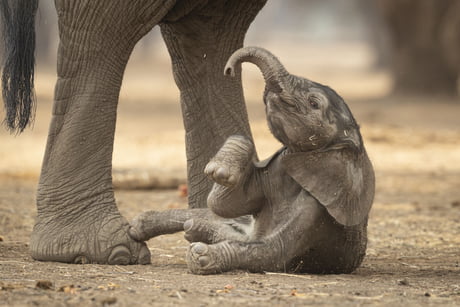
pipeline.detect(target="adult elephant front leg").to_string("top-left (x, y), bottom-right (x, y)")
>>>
top-left (31, 0), bottom-right (176, 264)
top-left (160, 0), bottom-right (267, 208)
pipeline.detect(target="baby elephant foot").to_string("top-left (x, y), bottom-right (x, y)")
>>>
top-left (129, 211), bottom-right (159, 241)
top-left (205, 135), bottom-right (255, 187)
top-left (187, 241), bottom-right (236, 275)
top-left (129, 209), bottom-right (190, 241)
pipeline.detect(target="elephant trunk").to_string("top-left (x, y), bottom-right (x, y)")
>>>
top-left (224, 47), bottom-right (289, 89)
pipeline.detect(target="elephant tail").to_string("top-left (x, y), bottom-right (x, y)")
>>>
top-left (0, 0), bottom-right (39, 133)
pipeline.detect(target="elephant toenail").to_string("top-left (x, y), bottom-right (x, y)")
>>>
top-left (184, 232), bottom-right (192, 242)
top-left (128, 226), bottom-right (143, 241)
top-left (216, 167), bottom-right (229, 179)
top-left (74, 255), bottom-right (89, 264)
top-left (138, 244), bottom-right (151, 265)
top-left (205, 162), bottom-right (215, 171)
top-left (183, 219), bottom-right (194, 232)
top-left (227, 175), bottom-right (236, 185)
top-left (198, 256), bottom-right (210, 267)
top-left (108, 246), bottom-right (131, 265)
top-left (192, 242), bottom-right (208, 255)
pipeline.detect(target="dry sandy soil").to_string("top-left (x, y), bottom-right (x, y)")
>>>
top-left (1, 43), bottom-right (460, 306)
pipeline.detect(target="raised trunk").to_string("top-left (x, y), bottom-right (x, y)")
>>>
top-left (224, 46), bottom-right (290, 90)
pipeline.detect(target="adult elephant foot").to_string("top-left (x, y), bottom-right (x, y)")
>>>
top-left (27, 0), bottom-right (176, 265)
top-left (30, 208), bottom-right (151, 265)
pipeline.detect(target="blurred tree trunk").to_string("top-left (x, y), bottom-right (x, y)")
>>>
top-left (378, 0), bottom-right (459, 97)
top-left (358, 0), bottom-right (390, 69)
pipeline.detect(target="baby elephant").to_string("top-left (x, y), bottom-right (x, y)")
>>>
top-left (130, 47), bottom-right (375, 274)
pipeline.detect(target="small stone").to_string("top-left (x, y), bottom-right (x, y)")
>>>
top-left (224, 284), bottom-right (234, 290)
top-left (398, 279), bottom-right (410, 286)
top-left (100, 296), bottom-right (117, 305)
top-left (58, 285), bottom-right (78, 294)
top-left (107, 283), bottom-right (120, 290)
top-left (35, 280), bottom-right (53, 290)
top-left (424, 292), bottom-right (431, 297)
top-left (168, 291), bottom-right (183, 299)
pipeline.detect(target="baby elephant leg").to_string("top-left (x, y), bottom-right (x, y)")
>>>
top-left (183, 215), bottom-right (253, 244)
top-left (129, 209), bottom-right (252, 243)
top-left (186, 237), bottom-right (297, 275)
top-left (204, 135), bottom-right (255, 188)
top-left (186, 201), bottom-right (327, 274)
top-left (129, 209), bottom-right (207, 241)
top-left (205, 135), bottom-right (263, 218)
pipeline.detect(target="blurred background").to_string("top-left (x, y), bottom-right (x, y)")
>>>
top-left (0, 0), bottom-right (459, 184)
top-left (1, 2), bottom-right (459, 299)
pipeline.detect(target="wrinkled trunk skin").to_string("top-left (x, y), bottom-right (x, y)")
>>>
top-left (379, 0), bottom-right (459, 97)
top-left (31, 0), bottom-right (267, 264)
top-left (161, 0), bottom-right (267, 208)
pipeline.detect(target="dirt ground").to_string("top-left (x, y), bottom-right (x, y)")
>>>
top-left (1, 45), bottom-right (460, 305)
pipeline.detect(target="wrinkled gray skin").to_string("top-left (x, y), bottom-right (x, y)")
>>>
top-left (28, 0), bottom-right (267, 264)
top-left (130, 47), bottom-right (375, 274)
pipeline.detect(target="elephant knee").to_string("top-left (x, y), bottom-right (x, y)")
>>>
top-left (207, 194), bottom-right (239, 219)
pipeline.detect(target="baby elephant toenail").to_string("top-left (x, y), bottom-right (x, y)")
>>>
top-left (183, 219), bottom-right (194, 232)
top-left (227, 175), bottom-right (236, 185)
top-left (128, 226), bottom-right (142, 241)
top-left (192, 242), bottom-right (208, 255)
top-left (198, 256), bottom-right (210, 267)
top-left (215, 167), bottom-right (229, 180)
top-left (205, 162), bottom-right (218, 175)
top-left (108, 246), bottom-right (131, 265)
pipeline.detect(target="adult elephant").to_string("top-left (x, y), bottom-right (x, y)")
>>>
top-left (0, 0), bottom-right (267, 264)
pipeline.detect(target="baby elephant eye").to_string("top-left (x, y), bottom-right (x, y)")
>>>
top-left (309, 100), bottom-right (319, 109)
top-left (308, 96), bottom-right (321, 109)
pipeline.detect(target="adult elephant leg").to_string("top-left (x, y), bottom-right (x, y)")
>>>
top-left (161, 0), bottom-right (267, 208)
top-left (31, 0), bottom-right (176, 264)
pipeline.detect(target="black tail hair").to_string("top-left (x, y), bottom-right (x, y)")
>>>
top-left (0, 0), bottom-right (39, 133)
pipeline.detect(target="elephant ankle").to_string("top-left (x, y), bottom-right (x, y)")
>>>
top-left (30, 213), bottom-right (151, 265)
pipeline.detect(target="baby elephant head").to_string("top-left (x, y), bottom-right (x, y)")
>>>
top-left (225, 47), bottom-right (362, 153)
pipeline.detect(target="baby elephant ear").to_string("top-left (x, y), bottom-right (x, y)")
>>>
top-left (281, 150), bottom-right (375, 226)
